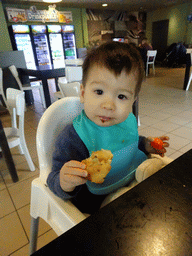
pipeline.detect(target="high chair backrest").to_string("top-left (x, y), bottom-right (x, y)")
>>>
top-left (58, 81), bottom-right (80, 97)
top-left (36, 97), bottom-right (84, 183)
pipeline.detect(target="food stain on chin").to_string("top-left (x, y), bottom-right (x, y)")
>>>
top-left (99, 116), bottom-right (111, 123)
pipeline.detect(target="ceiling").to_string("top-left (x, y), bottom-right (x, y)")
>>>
top-left (2, 0), bottom-right (192, 12)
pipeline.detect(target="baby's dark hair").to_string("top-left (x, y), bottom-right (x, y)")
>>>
top-left (82, 42), bottom-right (144, 97)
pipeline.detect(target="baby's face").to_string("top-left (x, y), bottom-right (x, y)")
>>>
top-left (80, 65), bottom-right (137, 127)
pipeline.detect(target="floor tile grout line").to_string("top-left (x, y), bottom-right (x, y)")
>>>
top-left (1, 176), bottom-right (30, 243)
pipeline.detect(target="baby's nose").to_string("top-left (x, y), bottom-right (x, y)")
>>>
top-left (101, 101), bottom-right (115, 110)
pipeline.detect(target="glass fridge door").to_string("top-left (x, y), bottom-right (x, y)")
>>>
top-left (49, 33), bottom-right (65, 68)
top-left (14, 34), bottom-right (36, 69)
top-left (63, 33), bottom-right (77, 59)
top-left (33, 34), bottom-right (52, 68)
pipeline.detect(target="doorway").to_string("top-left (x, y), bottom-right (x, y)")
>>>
top-left (152, 19), bottom-right (169, 61)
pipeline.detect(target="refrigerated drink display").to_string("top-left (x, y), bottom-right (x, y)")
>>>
top-left (31, 25), bottom-right (52, 68)
top-left (47, 25), bottom-right (65, 69)
top-left (11, 25), bottom-right (36, 69)
top-left (62, 25), bottom-right (77, 59)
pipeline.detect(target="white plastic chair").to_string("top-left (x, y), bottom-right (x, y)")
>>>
top-left (65, 58), bottom-right (84, 66)
top-left (0, 88), bottom-right (35, 172)
top-left (0, 68), bottom-right (9, 111)
top-left (186, 49), bottom-right (192, 91)
top-left (146, 50), bottom-right (157, 76)
top-left (58, 81), bottom-right (80, 98)
top-left (54, 77), bottom-right (68, 100)
top-left (0, 67), bottom-right (17, 128)
top-left (29, 96), bottom-right (173, 254)
top-left (29, 97), bottom-right (87, 254)
top-left (65, 66), bottom-right (83, 83)
top-left (54, 67), bottom-right (82, 100)
top-left (9, 65), bottom-right (46, 108)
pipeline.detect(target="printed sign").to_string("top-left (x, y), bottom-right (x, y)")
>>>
top-left (6, 6), bottom-right (72, 24)
top-left (27, 9), bottom-right (47, 22)
top-left (58, 11), bottom-right (73, 23)
top-left (6, 7), bottom-right (27, 23)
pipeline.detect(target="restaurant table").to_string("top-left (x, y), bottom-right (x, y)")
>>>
top-left (0, 118), bottom-right (18, 182)
top-left (32, 149), bottom-right (192, 256)
top-left (19, 66), bottom-right (65, 108)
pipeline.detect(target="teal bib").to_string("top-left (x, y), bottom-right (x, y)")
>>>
top-left (73, 110), bottom-right (139, 154)
top-left (73, 111), bottom-right (147, 195)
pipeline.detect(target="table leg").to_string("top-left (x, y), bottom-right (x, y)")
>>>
top-left (55, 77), bottom-right (60, 91)
top-left (41, 78), bottom-right (52, 108)
top-left (183, 54), bottom-right (191, 90)
top-left (0, 120), bottom-right (18, 182)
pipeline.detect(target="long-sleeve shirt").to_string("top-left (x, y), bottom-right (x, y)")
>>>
top-left (47, 124), bottom-right (148, 214)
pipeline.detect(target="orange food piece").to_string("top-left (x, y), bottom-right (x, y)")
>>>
top-left (150, 138), bottom-right (164, 150)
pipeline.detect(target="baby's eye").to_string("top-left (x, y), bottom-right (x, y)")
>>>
top-left (95, 90), bottom-right (103, 95)
top-left (118, 94), bottom-right (127, 100)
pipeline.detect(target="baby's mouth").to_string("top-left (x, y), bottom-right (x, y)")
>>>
top-left (99, 116), bottom-right (112, 123)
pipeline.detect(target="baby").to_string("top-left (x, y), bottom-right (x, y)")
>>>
top-left (47, 42), bottom-right (169, 214)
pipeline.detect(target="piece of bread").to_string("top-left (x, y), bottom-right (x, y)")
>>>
top-left (82, 149), bottom-right (113, 184)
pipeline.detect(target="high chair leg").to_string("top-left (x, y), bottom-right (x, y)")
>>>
top-left (29, 217), bottom-right (39, 255)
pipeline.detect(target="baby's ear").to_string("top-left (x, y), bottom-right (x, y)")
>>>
top-left (80, 84), bottom-right (85, 103)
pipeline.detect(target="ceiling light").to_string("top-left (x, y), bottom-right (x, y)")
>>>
top-left (102, 4), bottom-right (108, 7)
top-left (43, 0), bottom-right (62, 3)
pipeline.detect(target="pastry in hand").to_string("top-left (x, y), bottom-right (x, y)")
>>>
top-left (82, 149), bottom-right (113, 184)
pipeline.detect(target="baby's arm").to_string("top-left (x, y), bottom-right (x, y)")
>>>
top-left (60, 161), bottom-right (87, 192)
top-left (47, 124), bottom-right (89, 199)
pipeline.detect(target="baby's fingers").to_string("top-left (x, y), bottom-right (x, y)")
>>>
top-left (63, 160), bottom-right (87, 177)
top-left (163, 142), bottom-right (169, 148)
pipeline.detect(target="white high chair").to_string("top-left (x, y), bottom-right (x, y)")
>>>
top-left (29, 96), bottom-right (173, 254)
top-left (146, 50), bottom-right (157, 76)
top-left (9, 65), bottom-right (46, 108)
top-left (29, 97), bottom-right (86, 254)
top-left (0, 88), bottom-right (35, 172)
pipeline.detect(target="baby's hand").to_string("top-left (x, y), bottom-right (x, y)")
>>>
top-left (145, 136), bottom-right (169, 157)
top-left (60, 161), bottom-right (88, 192)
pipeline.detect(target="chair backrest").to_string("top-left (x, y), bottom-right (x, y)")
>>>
top-left (36, 97), bottom-right (84, 183)
top-left (8, 65), bottom-right (24, 91)
top-left (77, 48), bottom-right (87, 60)
top-left (186, 48), bottom-right (192, 64)
top-left (6, 88), bottom-right (25, 115)
top-left (65, 59), bottom-right (84, 66)
top-left (6, 88), bottom-right (25, 130)
top-left (147, 50), bottom-right (157, 57)
top-left (65, 66), bottom-right (83, 82)
top-left (58, 81), bottom-right (80, 97)
top-left (147, 50), bottom-right (157, 63)
top-left (0, 67), bottom-right (7, 107)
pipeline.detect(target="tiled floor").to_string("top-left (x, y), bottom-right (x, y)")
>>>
top-left (1, 67), bottom-right (192, 255)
